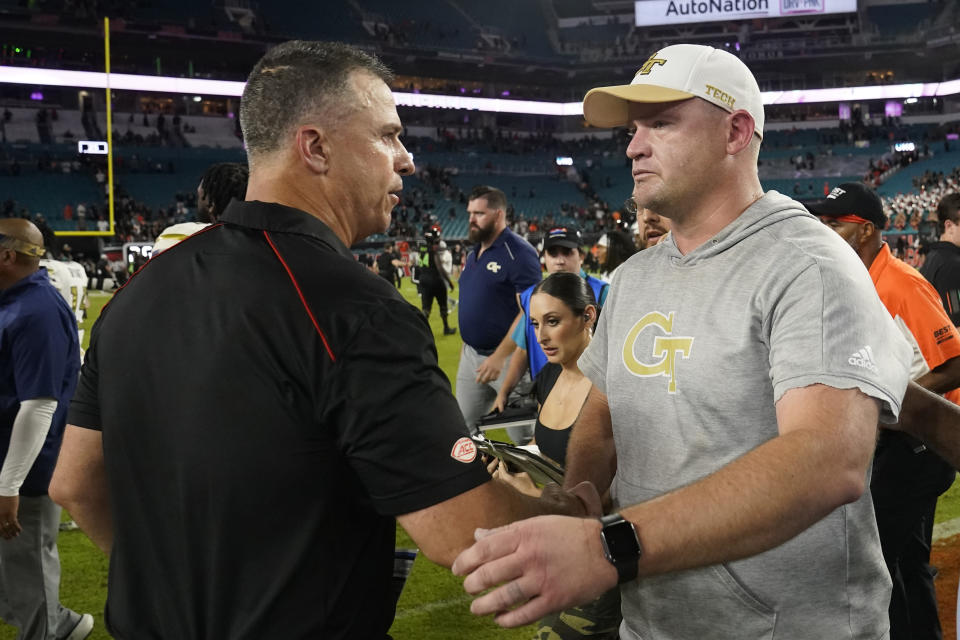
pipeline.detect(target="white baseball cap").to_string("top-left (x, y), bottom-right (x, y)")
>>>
top-left (582, 44), bottom-right (764, 139)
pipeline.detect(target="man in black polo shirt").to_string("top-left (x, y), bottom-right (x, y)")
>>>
top-left (922, 192), bottom-right (960, 326)
top-left (376, 240), bottom-right (400, 287)
top-left (48, 41), bottom-right (595, 640)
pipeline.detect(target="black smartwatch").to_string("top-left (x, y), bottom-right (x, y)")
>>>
top-left (599, 513), bottom-right (642, 584)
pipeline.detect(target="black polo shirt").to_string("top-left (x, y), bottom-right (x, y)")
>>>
top-left (68, 200), bottom-right (489, 640)
top-left (921, 241), bottom-right (960, 326)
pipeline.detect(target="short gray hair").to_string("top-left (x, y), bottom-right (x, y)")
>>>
top-left (240, 41), bottom-right (393, 160)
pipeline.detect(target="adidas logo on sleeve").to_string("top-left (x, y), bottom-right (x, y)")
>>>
top-left (848, 346), bottom-right (879, 374)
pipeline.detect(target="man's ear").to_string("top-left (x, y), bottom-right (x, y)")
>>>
top-left (725, 110), bottom-right (756, 156)
top-left (295, 124), bottom-right (330, 175)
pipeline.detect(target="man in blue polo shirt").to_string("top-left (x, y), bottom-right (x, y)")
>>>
top-left (457, 186), bottom-right (541, 435)
top-left (0, 218), bottom-right (91, 640)
top-left (492, 226), bottom-right (608, 415)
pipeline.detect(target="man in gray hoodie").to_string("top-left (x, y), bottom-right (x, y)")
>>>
top-left (454, 44), bottom-right (913, 639)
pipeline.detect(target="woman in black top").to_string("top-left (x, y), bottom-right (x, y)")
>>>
top-left (490, 270), bottom-right (596, 481)
top-left (489, 272), bottom-right (620, 639)
top-left (529, 274), bottom-right (597, 467)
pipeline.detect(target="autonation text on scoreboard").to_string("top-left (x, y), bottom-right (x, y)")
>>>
top-left (635, 0), bottom-right (857, 26)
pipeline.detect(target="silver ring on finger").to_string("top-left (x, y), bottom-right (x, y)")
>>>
top-left (506, 580), bottom-right (527, 605)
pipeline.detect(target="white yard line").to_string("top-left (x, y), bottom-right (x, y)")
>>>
top-left (934, 516), bottom-right (960, 542)
top-left (393, 594), bottom-right (474, 620)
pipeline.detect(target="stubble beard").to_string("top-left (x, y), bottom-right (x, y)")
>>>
top-left (635, 180), bottom-right (687, 229)
top-left (633, 180), bottom-right (667, 221)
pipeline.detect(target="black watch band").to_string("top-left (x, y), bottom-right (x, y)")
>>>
top-left (599, 513), bottom-right (642, 584)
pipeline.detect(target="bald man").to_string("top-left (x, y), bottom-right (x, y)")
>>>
top-left (0, 219), bottom-right (92, 640)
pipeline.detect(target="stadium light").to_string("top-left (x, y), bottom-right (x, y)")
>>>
top-left (3, 65), bottom-right (960, 115)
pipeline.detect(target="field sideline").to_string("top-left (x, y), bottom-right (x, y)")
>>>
top-left (3, 276), bottom-right (960, 639)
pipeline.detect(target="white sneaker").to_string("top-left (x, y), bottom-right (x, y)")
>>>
top-left (59, 520), bottom-right (79, 531)
top-left (64, 613), bottom-right (94, 640)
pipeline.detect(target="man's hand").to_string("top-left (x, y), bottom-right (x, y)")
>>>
top-left (476, 353), bottom-right (506, 384)
top-left (489, 393), bottom-right (507, 415)
top-left (0, 495), bottom-right (21, 539)
top-left (885, 381), bottom-right (960, 469)
top-left (452, 515), bottom-right (618, 627)
top-left (487, 458), bottom-right (539, 497)
top-left (541, 482), bottom-right (603, 518)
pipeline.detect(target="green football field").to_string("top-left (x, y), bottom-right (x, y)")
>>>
top-left (3, 276), bottom-right (960, 639)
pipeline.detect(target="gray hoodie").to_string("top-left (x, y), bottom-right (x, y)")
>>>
top-left (580, 190), bottom-right (911, 640)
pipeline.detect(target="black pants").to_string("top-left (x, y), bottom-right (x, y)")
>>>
top-left (420, 281), bottom-right (449, 324)
top-left (379, 270), bottom-right (397, 288)
top-left (94, 270), bottom-right (110, 290)
top-left (872, 432), bottom-right (956, 640)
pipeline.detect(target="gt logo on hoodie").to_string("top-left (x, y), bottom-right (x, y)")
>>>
top-left (621, 311), bottom-right (694, 393)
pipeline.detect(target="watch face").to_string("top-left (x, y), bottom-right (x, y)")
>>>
top-left (603, 520), bottom-right (641, 558)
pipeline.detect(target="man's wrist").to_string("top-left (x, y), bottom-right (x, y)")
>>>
top-left (599, 513), bottom-right (642, 584)
top-left (584, 517), bottom-right (620, 587)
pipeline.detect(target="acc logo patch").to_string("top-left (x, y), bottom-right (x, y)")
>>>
top-left (486, 261), bottom-right (502, 273)
top-left (451, 437), bottom-right (477, 463)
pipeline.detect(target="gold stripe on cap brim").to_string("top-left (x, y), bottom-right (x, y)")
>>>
top-left (2, 238), bottom-right (45, 257)
top-left (583, 84), bottom-right (694, 128)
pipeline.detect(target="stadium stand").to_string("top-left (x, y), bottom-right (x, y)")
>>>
top-left (259, 1), bottom-right (368, 43)
top-left (878, 143), bottom-right (960, 197)
top-left (356, 0), bottom-right (474, 50)
top-left (2, 112), bottom-right (958, 244)
top-left (457, 0), bottom-right (557, 58)
top-left (0, 2), bottom-right (956, 255)
top-left (178, 115), bottom-right (240, 148)
top-left (2, 108), bottom-right (86, 145)
top-left (0, 171), bottom-right (101, 226)
top-left (865, 3), bottom-right (939, 37)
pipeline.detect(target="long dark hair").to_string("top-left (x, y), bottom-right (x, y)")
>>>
top-left (198, 162), bottom-right (248, 222)
top-left (602, 230), bottom-right (637, 273)
top-left (532, 272), bottom-right (597, 329)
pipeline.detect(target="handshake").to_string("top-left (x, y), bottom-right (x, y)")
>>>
top-left (451, 479), bottom-right (618, 629)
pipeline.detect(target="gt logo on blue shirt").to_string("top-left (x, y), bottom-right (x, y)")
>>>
top-left (486, 262), bottom-right (502, 273)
